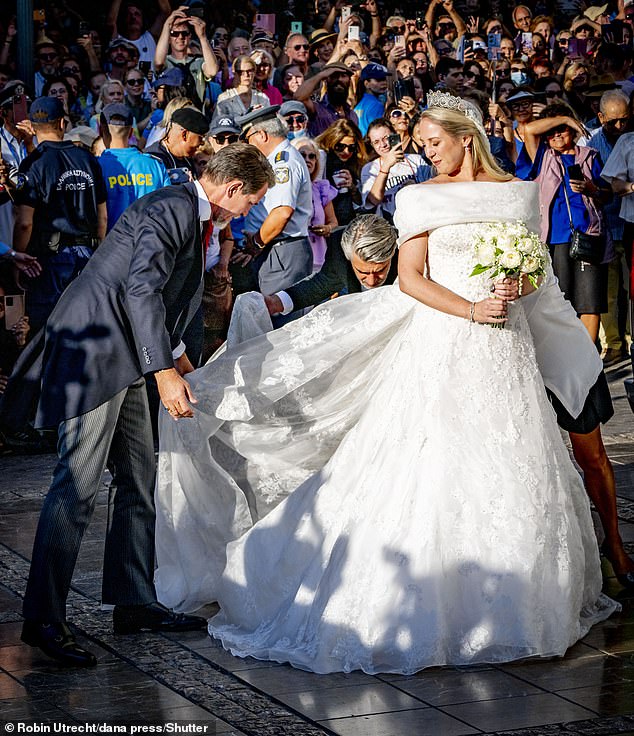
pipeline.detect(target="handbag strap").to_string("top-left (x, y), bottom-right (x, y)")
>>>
top-left (555, 155), bottom-right (575, 234)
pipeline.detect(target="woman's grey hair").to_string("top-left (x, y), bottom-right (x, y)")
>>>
top-left (600, 89), bottom-right (630, 114)
top-left (251, 114), bottom-right (289, 139)
top-left (341, 215), bottom-right (398, 263)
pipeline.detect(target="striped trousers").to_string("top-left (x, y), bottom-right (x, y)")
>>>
top-left (23, 378), bottom-right (157, 623)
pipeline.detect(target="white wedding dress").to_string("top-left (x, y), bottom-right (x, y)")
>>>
top-left (155, 181), bottom-right (618, 675)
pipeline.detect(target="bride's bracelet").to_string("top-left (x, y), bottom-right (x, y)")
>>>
top-left (469, 301), bottom-right (476, 323)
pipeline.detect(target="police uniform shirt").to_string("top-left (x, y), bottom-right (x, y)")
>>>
top-left (99, 147), bottom-right (171, 231)
top-left (16, 140), bottom-right (107, 251)
top-left (244, 139), bottom-right (312, 238)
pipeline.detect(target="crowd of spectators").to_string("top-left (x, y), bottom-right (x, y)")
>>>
top-left (0, 0), bottom-right (634, 449)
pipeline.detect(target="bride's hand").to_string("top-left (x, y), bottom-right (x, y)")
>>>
top-left (473, 297), bottom-right (508, 324)
top-left (492, 277), bottom-right (519, 301)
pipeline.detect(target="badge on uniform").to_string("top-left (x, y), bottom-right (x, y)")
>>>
top-left (274, 150), bottom-right (288, 163)
top-left (15, 173), bottom-right (27, 190)
top-left (275, 166), bottom-right (290, 184)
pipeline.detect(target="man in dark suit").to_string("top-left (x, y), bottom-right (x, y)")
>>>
top-left (264, 214), bottom-right (399, 317)
top-left (11, 144), bottom-right (274, 667)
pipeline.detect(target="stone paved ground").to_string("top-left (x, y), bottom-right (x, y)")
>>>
top-left (1, 361), bottom-right (634, 735)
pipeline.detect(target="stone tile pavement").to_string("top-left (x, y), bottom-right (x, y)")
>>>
top-left (1, 362), bottom-right (634, 735)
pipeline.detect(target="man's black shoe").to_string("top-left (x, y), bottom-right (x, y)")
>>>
top-left (21, 621), bottom-right (97, 667)
top-left (113, 602), bottom-right (207, 634)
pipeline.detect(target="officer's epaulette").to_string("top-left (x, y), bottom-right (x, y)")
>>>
top-left (274, 150), bottom-right (289, 163)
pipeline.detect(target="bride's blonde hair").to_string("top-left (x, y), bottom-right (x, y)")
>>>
top-left (419, 107), bottom-right (512, 182)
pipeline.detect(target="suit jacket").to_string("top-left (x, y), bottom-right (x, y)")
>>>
top-left (3, 183), bottom-right (204, 429)
top-left (285, 228), bottom-right (399, 312)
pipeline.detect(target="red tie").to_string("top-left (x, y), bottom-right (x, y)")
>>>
top-left (202, 219), bottom-right (213, 268)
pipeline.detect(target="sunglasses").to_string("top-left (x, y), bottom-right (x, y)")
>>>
top-left (285, 114), bottom-right (307, 124)
top-left (333, 141), bottom-right (357, 153)
top-left (293, 44), bottom-right (310, 51)
top-left (127, 78), bottom-right (144, 86)
top-left (545, 90), bottom-right (561, 97)
top-left (509, 100), bottom-right (532, 110)
top-left (605, 116), bottom-right (629, 127)
top-left (391, 25), bottom-right (406, 34)
top-left (236, 68), bottom-right (255, 75)
top-left (464, 70), bottom-right (481, 79)
top-left (389, 109), bottom-right (409, 119)
top-left (488, 25), bottom-right (502, 32)
top-left (546, 124), bottom-right (569, 137)
top-left (62, 67), bottom-right (80, 75)
top-left (39, 52), bottom-right (58, 61)
top-left (301, 151), bottom-right (317, 160)
top-left (214, 133), bottom-right (239, 143)
top-left (256, 62), bottom-right (271, 68)
top-left (170, 30), bottom-right (191, 38)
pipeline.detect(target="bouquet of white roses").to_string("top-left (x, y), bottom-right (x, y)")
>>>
top-left (470, 221), bottom-right (548, 327)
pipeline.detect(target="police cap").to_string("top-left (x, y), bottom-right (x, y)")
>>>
top-left (238, 105), bottom-right (281, 140)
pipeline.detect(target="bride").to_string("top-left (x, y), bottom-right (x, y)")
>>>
top-left (154, 96), bottom-right (618, 675)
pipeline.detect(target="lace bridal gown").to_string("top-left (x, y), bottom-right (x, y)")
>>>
top-left (155, 181), bottom-right (618, 675)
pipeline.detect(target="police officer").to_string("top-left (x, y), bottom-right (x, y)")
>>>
top-left (98, 103), bottom-right (171, 231)
top-left (235, 106), bottom-right (313, 299)
top-left (13, 97), bottom-right (107, 333)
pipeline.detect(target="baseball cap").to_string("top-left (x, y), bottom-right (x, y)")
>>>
top-left (152, 67), bottom-right (185, 89)
top-left (279, 100), bottom-right (307, 117)
top-left (360, 63), bottom-right (390, 81)
top-left (208, 116), bottom-right (241, 136)
top-left (29, 96), bottom-right (65, 123)
top-left (107, 38), bottom-right (137, 54)
top-left (100, 103), bottom-right (133, 126)
top-left (171, 107), bottom-right (209, 135)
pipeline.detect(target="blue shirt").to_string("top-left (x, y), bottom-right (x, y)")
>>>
top-left (99, 147), bottom-right (171, 231)
top-left (531, 147), bottom-right (603, 244)
top-left (588, 128), bottom-right (623, 241)
top-left (354, 93), bottom-right (386, 137)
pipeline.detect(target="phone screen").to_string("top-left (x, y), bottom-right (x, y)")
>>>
top-left (348, 25), bottom-right (360, 41)
top-left (567, 164), bottom-right (583, 180)
top-left (521, 31), bottom-right (533, 50)
top-left (388, 133), bottom-right (401, 148)
top-left (291, 21), bottom-right (303, 34)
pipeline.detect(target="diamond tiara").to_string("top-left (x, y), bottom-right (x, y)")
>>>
top-left (425, 90), bottom-right (490, 146)
top-left (426, 90), bottom-right (478, 123)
